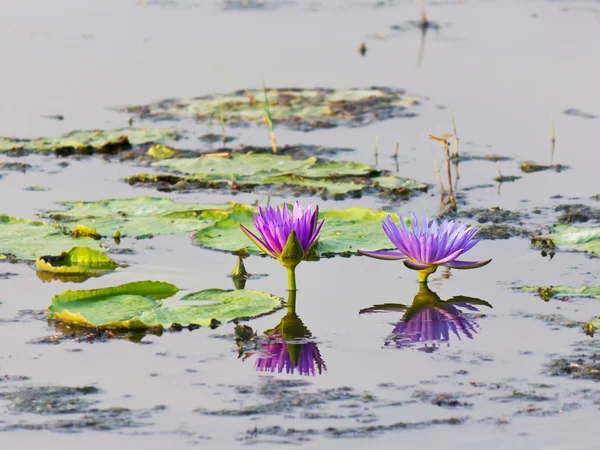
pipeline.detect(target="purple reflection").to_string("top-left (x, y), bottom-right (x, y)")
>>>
top-left (254, 339), bottom-right (327, 376)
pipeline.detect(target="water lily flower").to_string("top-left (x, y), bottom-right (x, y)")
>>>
top-left (240, 202), bottom-right (324, 289)
top-left (359, 213), bottom-right (491, 282)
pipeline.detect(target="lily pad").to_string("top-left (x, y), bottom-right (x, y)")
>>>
top-left (127, 153), bottom-right (426, 198)
top-left (35, 247), bottom-right (119, 276)
top-left (146, 144), bottom-right (178, 160)
top-left (193, 204), bottom-right (401, 257)
top-left (531, 225), bottom-right (600, 257)
top-left (0, 215), bottom-right (103, 261)
top-left (115, 87), bottom-right (421, 131)
top-left (137, 289), bottom-right (283, 328)
top-left (44, 196), bottom-right (233, 239)
top-left (517, 285), bottom-right (600, 301)
top-left (48, 281), bottom-right (179, 329)
top-left (47, 282), bottom-right (282, 330)
top-left (0, 128), bottom-right (180, 154)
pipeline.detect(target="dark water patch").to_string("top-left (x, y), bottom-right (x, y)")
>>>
top-left (0, 162), bottom-right (32, 172)
top-left (411, 390), bottom-right (475, 409)
top-left (0, 386), bottom-right (100, 415)
top-left (563, 108), bottom-right (597, 119)
top-left (545, 339), bottom-right (600, 381)
top-left (196, 380), bottom-right (375, 418)
top-left (0, 272), bottom-right (17, 279)
top-left (520, 161), bottom-right (569, 173)
top-left (478, 224), bottom-right (528, 240)
top-left (555, 204), bottom-right (600, 223)
top-left (450, 207), bottom-right (526, 224)
top-left (516, 311), bottom-right (582, 328)
top-left (29, 321), bottom-right (163, 345)
top-left (489, 390), bottom-right (554, 403)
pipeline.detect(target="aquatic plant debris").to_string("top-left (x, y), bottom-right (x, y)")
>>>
top-left (127, 152), bottom-right (426, 197)
top-left (47, 281), bottom-right (283, 330)
top-left (115, 87), bottom-right (420, 131)
top-left (531, 225), bottom-right (600, 257)
top-left (193, 204), bottom-right (404, 257)
top-left (516, 285), bottom-right (600, 301)
top-left (358, 213), bottom-right (491, 282)
top-left (0, 128), bottom-right (180, 154)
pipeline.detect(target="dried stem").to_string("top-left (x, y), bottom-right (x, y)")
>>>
top-left (432, 157), bottom-right (447, 196)
top-left (449, 107), bottom-right (459, 158)
top-left (419, 0), bottom-right (428, 27)
top-left (443, 141), bottom-right (456, 210)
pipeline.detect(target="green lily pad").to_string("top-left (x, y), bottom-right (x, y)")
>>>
top-left (128, 153), bottom-right (426, 198)
top-left (193, 204), bottom-right (401, 256)
top-left (48, 281), bottom-right (179, 329)
top-left (0, 128), bottom-right (180, 154)
top-left (115, 87), bottom-right (421, 131)
top-left (35, 247), bottom-right (119, 276)
top-left (137, 289), bottom-right (283, 328)
top-left (47, 282), bottom-right (282, 330)
top-left (44, 196), bottom-right (233, 238)
top-left (532, 225), bottom-right (600, 257)
top-left (0, 215), bottom-right (103, 261)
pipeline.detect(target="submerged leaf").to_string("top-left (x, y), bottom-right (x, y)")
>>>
top-left (116, 87), bottom-right (421, 131)
top-left (517, 285), bottom-right (600, 300)
top-left (0, 128), bottom-right (179, 153)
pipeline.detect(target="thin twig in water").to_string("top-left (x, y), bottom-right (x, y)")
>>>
top-left (429, 134), bottom-right (456, 210)
top-left (419, 0), bottom-right (428, 28)
top-left (217, 99), bottom-right (226, 145)
top-left (432, 156), bottom-right (447, 197)
top-left (449, 107), bottom-right (459, 158)
top-left (551, 117), bottom-right (556, 165)
top-left (262, 76), bottom-right (277, 153)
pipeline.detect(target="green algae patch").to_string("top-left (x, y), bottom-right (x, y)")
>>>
top-left (531, 225), bottom-right (600, 257)
top-left (0, 215), bottom-right (103, 261)
top-left (47, 281), bottom-right (282, 330)
top-left (127, 153), bottom-right (426, 198)
top-left (44, 196), bottom-right (233, 239)
top-left (0, 128), bottom-right (180, 154)
top-left (35, 247), bottom-right (119, 276)
top-left (115, 87), bottom-right (421, 131)
top-left (193, 204), bottom-right (401, 257)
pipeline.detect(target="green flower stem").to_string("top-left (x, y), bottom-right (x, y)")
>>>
top-left (417, 266), bottom-right (438, 283)
top-left (287, 289), bottom-right (297, 313)
top-left (287, 267), bottom-right (297, 292)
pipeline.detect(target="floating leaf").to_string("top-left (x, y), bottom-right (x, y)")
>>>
top-left (128, 153), bottom-right (425, 198)
top-left (532, 225), bottom-right (600, 257)
top-left (71, 225), bottom-right (101, 239)
top-left (48, 281), bottom-right (178, 329)
top-left (137, 289), bottom-right (283, 328)
top-left (47, 282), bottom-right (282, 330)
top-left (0, 215), bottom-right (103, 261)
top-left (517, 285), bottom-right (600, 300)
top-left (35, 247), bottom-right (119, 276)
top-left (44, 196), bottom-right (233, 238)
top-left (0, 128), bottom-right (179, 154)
top-left (115, 87), bottom-right (421, 131)
top-left (193, 204), bottom-right (402, 256)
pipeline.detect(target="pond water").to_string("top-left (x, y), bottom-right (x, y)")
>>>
top-left (0, 0), bottom-right (599, 448)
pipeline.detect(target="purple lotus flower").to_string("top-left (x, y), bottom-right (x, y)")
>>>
top-left (240, 202), bottom-right (324, 270)
top-left (359, 213), bottom-right (491, 281)
top-left (253, 339), bottom-right (327, 376)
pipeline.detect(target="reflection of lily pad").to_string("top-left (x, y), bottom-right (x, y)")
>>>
top-left (128, 153), bottom-right (426, 198)
top-left (35, 247), bottom-right (119, 276)
top-left (47, 282), bottom-right (282, 330)
top-left (115, 87), bottom-right (421, 131)
top-left (0, 215), bottom-right (103, 261)
top-left (0, 128), bottom-right (179, 154)
top-left (44, 196), bottom-right (233, 238)
top-left (532, 225), bottom-right (600, 257)
top-left (193, 204), bottom-right (401, 256)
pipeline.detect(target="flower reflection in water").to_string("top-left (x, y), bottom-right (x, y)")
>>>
top-left (360, 282), bottom-right (492, 352)
top-left (246, 290), bottom-right (326, 376)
